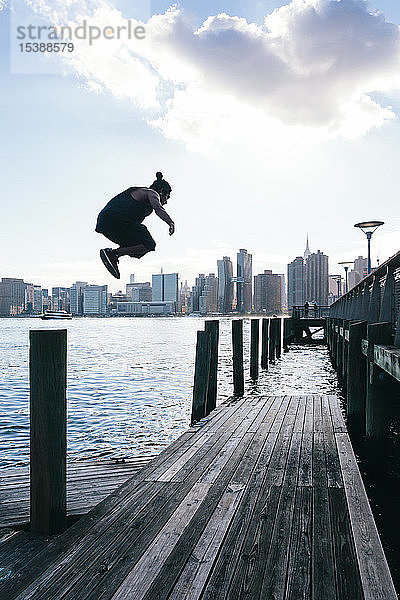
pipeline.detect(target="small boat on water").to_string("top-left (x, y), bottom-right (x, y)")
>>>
top-left (41, 310), bottom-right (72, 320)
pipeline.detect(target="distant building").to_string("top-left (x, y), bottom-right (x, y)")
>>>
top-left (287, 257), bottom-right (305, 309)
top-left (130, 274), bottom-right (135, 283)
top-left (329, 275), bottom-right (341, 305)
top-left (237, 249), bottom-right (252, 313)
top-left (51, 287), bottom-right (70, 312)
top-left (188, 274), bottom-right (207, 314)
top-left (24, 283), bottom-right (35, 313)
top-left (199, 273), bottom-right (218, 314)
top-left (152, 273), bottom-right (178, 310)
top-left (42, 289), bottom-right (51, 312)
top-left (348, 256), bottom-right (368, 290)
top-left (305, 250), bottom-right (329, 306)
top-left (70, 282), bottom-right (88, 315)
top-left (126, 282), bottom-right (152, 302)
top-left (254, 270), bottom-right (283, 314)
top-left (33, 285), bottom-right (43, 314)
top-left (83, 285), bottom-right (108, 315)
top-left (217, 256), bottom-right (234, 314)
top-left (179, 280), bottom-right (191, 314)
top-left (0, 278), bottom-right (25, 315)
top-left (288, 238), bottom-right (329, 309)
top-left (116, 301), bottom-right (175, 315)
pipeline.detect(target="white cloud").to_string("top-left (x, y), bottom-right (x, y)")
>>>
top-left (14, 0), bottom-right (400, 151)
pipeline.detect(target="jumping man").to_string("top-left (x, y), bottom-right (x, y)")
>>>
top-left (95, 172), bottom-right (175, 279)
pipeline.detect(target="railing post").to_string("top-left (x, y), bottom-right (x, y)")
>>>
top-left (250, 319), bottom-right (259, 380)
top-left (347, 321), bottom-right (367, 442)
top-left (204, 320), bottom-right (219, 415)
top-left (232, 320), bottom-right (244, 397)
top-left (342, 320), bottom-right (351, 392)
top-left (365, 322), bottom-right (393, 475)
top-left (336, 319), bottom-right (343, 382)
top-left (367, 275), bottom-right (380, 323)
top-left (261, 318), bottom-right (269, 369)
top-left (379, 266), bottom-right (395, 323)
top-left (191, 331), bottom-right (211, 425)
top-left (361, 283), bottom-right (370, 321)
top-left (30, 329), bottom-right (67, 535)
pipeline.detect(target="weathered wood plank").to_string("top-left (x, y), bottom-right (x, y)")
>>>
top-left (285, 487), bottom-right (312, 600)
top-left (336, 432), bottom-right (398, 600)
top-left (312, 431), bottom-right (336, 600)
top-left (1, 395), bottom-right (395, 600)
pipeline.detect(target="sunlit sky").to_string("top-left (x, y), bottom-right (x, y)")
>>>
top-left (1, 0), bottom-right (400, 293)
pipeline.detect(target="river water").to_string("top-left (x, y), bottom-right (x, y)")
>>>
top-left (0, 316), bottom-right (342, 469)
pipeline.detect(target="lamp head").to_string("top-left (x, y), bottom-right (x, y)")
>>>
top-left (354, 221), bottom-right (384, 235)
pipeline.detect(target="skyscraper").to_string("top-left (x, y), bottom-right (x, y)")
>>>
top-left (305, 250), bottom-right (329, 305)
top-left (254, 270), bottom-right (283, 314)
top-left (0, 278), bottom-right (25, 315)
top-left (83, 285), bottom-right (108, 315)
top-left (287, 257), bottom-right (305, 309)
top-left (188, 274), bottom-right (206, 314)
top-left (199, 274), bottom-right (218, 314)
top-left (70, 282), bottom-right (88, 315)
top-left (217, 256), bottom-right (234, 314)
top-left (237, 249), bottom-right (252, 313)
top-left (152, 273), bottom-right (179, 310)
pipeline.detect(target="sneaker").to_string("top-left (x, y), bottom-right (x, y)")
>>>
top-left (100, 248), bottom-right (120, 279)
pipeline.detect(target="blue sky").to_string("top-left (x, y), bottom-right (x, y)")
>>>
top-left (1, 0), bottom-right (400, 292)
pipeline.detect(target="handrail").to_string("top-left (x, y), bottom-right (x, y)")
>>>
top-left (329, 249), bottom-right (400, 346)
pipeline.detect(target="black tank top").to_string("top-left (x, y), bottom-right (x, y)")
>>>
top-left (99, 187), bottom-right (153, 223)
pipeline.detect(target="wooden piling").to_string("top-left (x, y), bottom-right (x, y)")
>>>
top-left (347, 321), bottom-right (367, 442)
top-left (261, 318), bottom-right (269, 369)
top-left (283, 318), bottom-right (291, 352)
top-left (204, 320), bottom-right (219, 415)
top-left (269, 318), bottom-right (277, 362)
top-left (365, 322), bottom-right (393, 475)
top-left (276, 318), bottom-right (282, 359)
top-left (191, 331), bottom-right (211, 425)
top-left (30, 329), bottom-right (67, 535)
top-left (232, 320), bottom-right (244, 396)
top-left (250, 319), bottom-right (259, 380)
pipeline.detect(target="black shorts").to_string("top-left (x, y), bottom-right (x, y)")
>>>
top-left (95, 211), bottom-right (156, 250)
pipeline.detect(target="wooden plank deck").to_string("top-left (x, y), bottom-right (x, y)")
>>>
top-left (0, 459), bottom-right (151, 528)
top-left (0, 395), bottom-right (396, 600)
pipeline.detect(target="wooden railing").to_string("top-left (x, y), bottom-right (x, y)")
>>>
top-left (329, 249), bottom-right (400, 344)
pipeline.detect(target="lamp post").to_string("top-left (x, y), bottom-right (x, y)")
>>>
top-left (354, 221), bottom-right (384, 274)
top-left (332, 275), bottom-right (342, 298)
top-left (338, 261), bottom-right (353, 294)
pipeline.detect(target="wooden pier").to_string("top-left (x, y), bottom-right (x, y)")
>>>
top-left (0, 394), bottom-right (396, 600)
top-left (0, 459), bottom-right (150, 529)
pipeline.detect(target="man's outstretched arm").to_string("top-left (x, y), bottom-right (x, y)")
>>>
top-left (147, 191), bottom-right (175, 235)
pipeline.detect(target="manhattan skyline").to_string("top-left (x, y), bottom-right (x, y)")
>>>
top-left (1, 0), bottom-right (400, 291)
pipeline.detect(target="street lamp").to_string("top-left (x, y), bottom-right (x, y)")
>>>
top-left (338, 261), bottom-right (353, 294)
top-left (332, 275), bottom-right (342, 298)
top-left (354, 221), bottom-right (384, 274)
